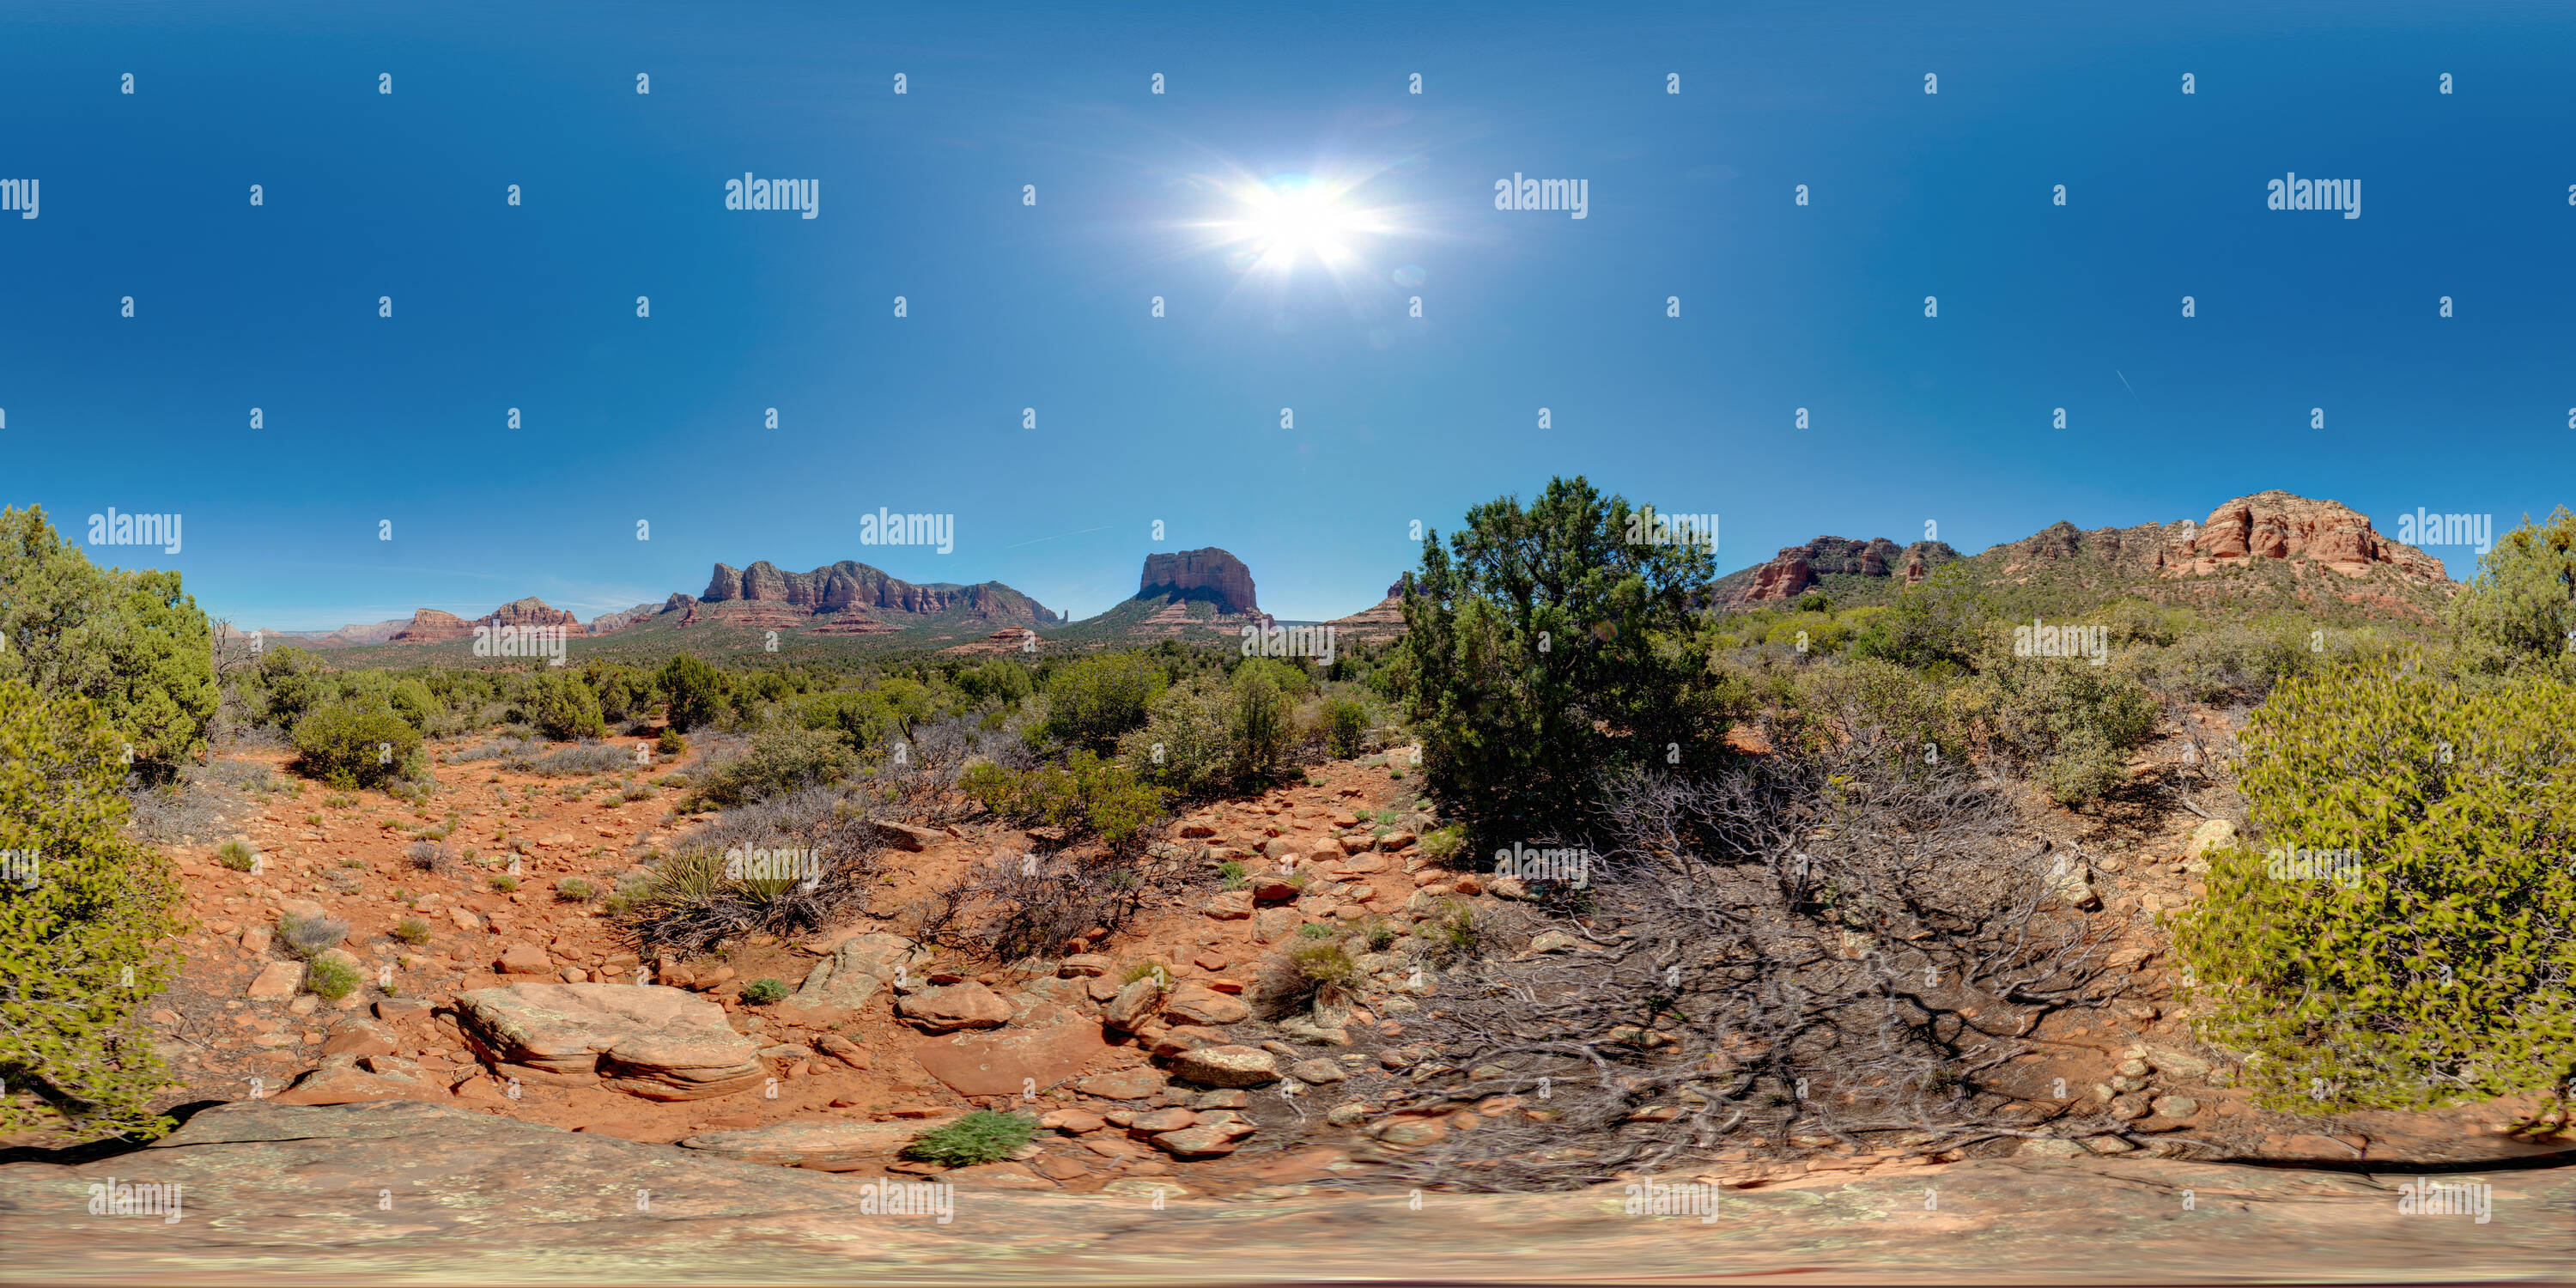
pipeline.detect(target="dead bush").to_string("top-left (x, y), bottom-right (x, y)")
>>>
top-left (1378, 744), bottom-right (2130, 1191)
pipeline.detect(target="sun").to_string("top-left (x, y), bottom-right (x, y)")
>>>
top-left (1202, 172), bottom-right (1388, 275)
top-left (1242, 178), bottom-right (1356, 259)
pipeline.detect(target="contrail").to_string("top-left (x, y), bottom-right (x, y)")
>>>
top-left (1004, 525), bottom-right (1113, 549)
top-left (2116, 370), bottom-right (2137, 397)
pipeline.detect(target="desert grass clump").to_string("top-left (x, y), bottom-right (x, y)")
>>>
top-left (902, 1110), bottom-right (1037, 1167)
top-left (303, 957), bottom-right (361, 1000)
top-left (1120, 959), bottom-right (1173, 987)
top-left (1257, 940), bottom-right (1361, 1017)
top-left (487, 874), bottom-right (519, 893)
top-left (276, 912), bottom-right (350, 959)
top-left (1297, 921), bottom-right (1339, 940)
top-left (738, 977), bottom-right (788, 1005)
top-left (554, 877), bottom-right (596, 902)
top-left (392, 917), bottom-right (432, 945)
top-left (1216, 859), bottom-right (1249, 890)
top-left (404, 840), bottom-right (450, 872)
top-left (216, 840), bottom-right (259, 872)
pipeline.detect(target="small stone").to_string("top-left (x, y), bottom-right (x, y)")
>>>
top-left (2116, 1059), bottom-right (2152, 1078)
top-left (1289, 1058), bottom-right (1346, 1084)
top-left (1528, 930), bottom-right (1579, 953)
top-left (2151, 1096), bottom-right (2201, 1120)
top-left (1169, 1044), bottom-right (1281, 1088)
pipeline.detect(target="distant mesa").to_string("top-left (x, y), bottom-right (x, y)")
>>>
top-left (689, 560), bottom-right (1060, 634)
top-left (1322, 574), bottom-right (1412, 643)
top-left (387, 597), bottom-right (582, 644)
top-left (1730, 538), bottom-right (1959, 605)
top-left (1138, 548), bottom-right (1259, 617)
top-left (586, 603), bottom-right (660, 635)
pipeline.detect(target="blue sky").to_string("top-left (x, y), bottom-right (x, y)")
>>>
top-left (3, 0), bottom-right (2570, 629)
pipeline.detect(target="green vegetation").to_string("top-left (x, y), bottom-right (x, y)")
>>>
top-left (518, 668), bottom-right (608, 740)
top-left (2173, 664), bottom-right (2576, 1111)
top-left (1396, 477), bottom-right (1747, 849)
top-left (738, 977), bottom-right (788, 1005)
top-left (487, 874), bottom-right (519, 893)
top-left (1042, 652), bottom-right (1166, 752)
top-left (392, 917), bottom-right (433, 945)
top-left (696, 728), bottom-right (860, 806)
top-left (554, 877), bottom-right (596, 902)
top-left (276, 912), bottom-right (349, 958)
top-left (303, 957), bottom-right (361, 1000)
top-left (216, 840), bottom-right (258, 872)
top-left (289, 701), bottom-right (425, 789)
top-left (902, 1109), bottom-right (1038, 1166)
top-left (0, 680), bottom-right (184, 1140)
top-left (2446, 507), bottom-right (2576, 674)
top-left (0, 507), bottom-right (218, 779)
top-left (655, 726), bottom-right (689, 756)
top-left (960, 750), bottom-right (1167, 848)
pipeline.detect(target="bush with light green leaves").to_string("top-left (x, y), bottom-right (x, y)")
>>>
top-left (0, 680), bottom-right (184, 1141)
top-left (2172, 664), bottom-right (2576, 1112)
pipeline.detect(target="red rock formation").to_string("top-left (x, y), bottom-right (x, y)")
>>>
top-left (388, 599), bottom-right (580, 644)
top-left (2182, 492), bottom-right (2446, 580)
top-left (1138, 549), bottom-right (1259, 616)
top-left (1734, 537), bottom-right (1959, 604)
top-left (699, 562), bottom-right (1057, 624)
top-left (387, 609), bottom-right (472, 643)
top-left (1743, 556), bottom-right (1815, 602)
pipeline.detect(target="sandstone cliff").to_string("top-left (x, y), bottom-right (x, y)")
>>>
top-left (388, 598), bottom-right (580, 644)
top-left (1729, 538), bottom-right (1961, 604)
top-left (1138, 548), bottom-right (1260, 616)
top-left (697, 561), bottom-right (1059, 626)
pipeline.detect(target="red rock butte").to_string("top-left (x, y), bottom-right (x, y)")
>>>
top-left (1139, 548), bottom-right (1259, 617)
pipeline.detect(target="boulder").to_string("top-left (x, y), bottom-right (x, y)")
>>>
top-left (1201, 890), bottom-right (1254, 920)
top-left (245, 961), bottom-right (303, 999)
top-left (1249, 877), bottom-right (1301, 904)
top-left (1152, 1121), bottom-right (1255, 1157)
top-left (896, 981), bottom-right (1013, 1033)
top-left (496, 944), bottom-right (552, 975)
top-left (1289, 1059), bottom-right (1346, 1084)
top-left (1072, 1066), bottom-right (1167, 1100)
top-left (909, 1013), bottom-right (1110, 1097)
top-left (1160, 984), bottom-right (1249, 1027)
top-left (1102, 977), bottom-right (1165, 1032)
top-left (452, 983), bottom-right (764, 1100)
top-left (1169, 1044), bottom-right (1281, 1088)
top-left (678, 1116), bottom-right (961, 1165)
top-left (1058, 953), bottom-right (1114, 978)
top-left (319, 1016), bottom-right (399, 1058)
top-left (790, 932), bottom-right (928, 1010)
top-left (814, 1033), bottom-right (872, 1071)
top-left (868, 820), bottom-right (945, 852)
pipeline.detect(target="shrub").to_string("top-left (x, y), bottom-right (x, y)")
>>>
top-left (622, 782), bottom-right (655, 802)
top-left (0, 507), bottom-right (219, 780)
top-left (404, 841), bottom-right (449, 872)
top-left (1418, 824), bottom-right (1467, 866)
top-left (902, 1109), bottom-right (1037, 1167)
top-left (524, 742), bottom-right (633, 777)
top-left (2172, 665), bottom-right (2576, 1111)
top-left (1230, 661), bottom-right (1296, 779)
top-left (1847, 565), bottom-right (1991, 671)
top-left (1042, 653), bottom-right (1166, 753)
top-left (1121, 959), bottom-right (1173, 986)
top-left (488, 874), bottom-right (519, 893)
top-left (1217, 860), bottom-right (1248, 890)
top-left (1323, 696), bottom-right (1371, 757)
top-left (957, 658), bottom-right (1034, 704)
top-left (959, 751), bottom-right (1166, 847)
top-left (555, 877), bottom-right (596, 902)
top-left (656, 727), bottom-right (689, 756)
top-left (658, 655), bottom-right (728, 732)
top-left (1417, 897), bottom-right (1480, 963)
top-left (392, 917), bottom-right (433, 945)
top-left (1399, 477), bottom-right (1742, 851)
top-left (738, 977), bottom-right (788, 1005)
top-left (1119, 678), bottom-right (1240, 798)
top-left (0, 680), bottom-right (185, 1141)
top-left (1363, 918), bottom-right (1400, 952)
top-left (216, 840), bottom-right (259, 872)
top-left (1969, 659), bottom-right (2158, 806)
top-left (698, 728), bottom-right (860, 806)
top-left (1791, 659), bottom-right (1971, 771)
top-left (290, 701), bottom-right (424, 789)
top-left (303, 957), bottom-right (361, 1000)
top-left (1258, 941), bottom-right (1362, 1016)
top-left (1297, 920), bottom-right (1339, 940)
top-left (2445, 507), bottom-right (2576, 672)
top-left (276, 912), bottom-right (350, 959)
